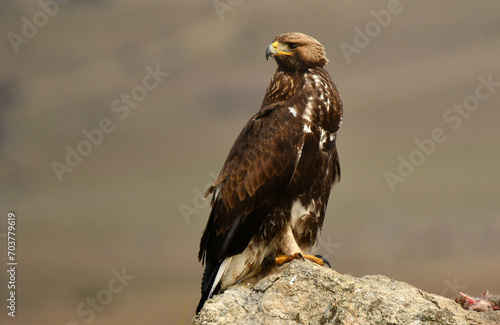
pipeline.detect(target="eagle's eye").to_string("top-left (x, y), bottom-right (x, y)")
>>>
top-left (288, 43), bottom-right (298, 50)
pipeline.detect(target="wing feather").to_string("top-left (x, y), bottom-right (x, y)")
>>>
top-left (199, 104), bottom-right (303, 264)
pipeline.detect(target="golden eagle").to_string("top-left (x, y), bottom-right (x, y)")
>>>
top-left (197, 32), bottom-right (343, 313)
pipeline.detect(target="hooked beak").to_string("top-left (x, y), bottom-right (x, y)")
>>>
top-left (265, 41), bottom-right (292, 60)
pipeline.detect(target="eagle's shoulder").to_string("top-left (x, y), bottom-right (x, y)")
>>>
top-left (199, 102), bottom-right (305, 263)
top-left (207, 102), bottom-right (304, 213)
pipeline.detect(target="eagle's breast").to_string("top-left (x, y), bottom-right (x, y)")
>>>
top-left (279, 68), bottom-right (342, 249)
top-left (289, 69), bottom-right (341, 155)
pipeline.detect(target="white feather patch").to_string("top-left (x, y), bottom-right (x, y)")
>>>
top-left (290, 199), bottom-right (317, 227)
top-left (209, 256), bottom-right (233, 298)
top-left (312, 74), bottom-right (323, 87)
top-left (213, 185), bottom-right (221, 201)
top-left (280, 225), bottom-right (302, 255)
top-left (319, 128), bottom-right (328, 149)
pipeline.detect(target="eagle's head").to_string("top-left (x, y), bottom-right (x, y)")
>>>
top-left (265, 32), bottom-right (329, 71)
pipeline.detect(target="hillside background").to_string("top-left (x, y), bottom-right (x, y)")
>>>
top-left (1, 1), bottom-right (499, 324)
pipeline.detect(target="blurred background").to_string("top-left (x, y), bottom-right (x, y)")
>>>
top-left (1, 1), bottom-right (499, 324)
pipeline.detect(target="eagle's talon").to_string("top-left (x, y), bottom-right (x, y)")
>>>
top-left (314, 255), bottom-right (331, 268)
top-left (262, 254), bottom-right (277, 271)
top-left (275, 252), bottom-right (329, 267)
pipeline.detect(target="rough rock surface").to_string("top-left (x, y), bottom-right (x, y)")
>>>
top-left (193, 260), bottom-right (500, 325)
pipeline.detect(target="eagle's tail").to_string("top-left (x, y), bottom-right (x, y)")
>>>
top-left (196, 256), bottom-right (233, 314)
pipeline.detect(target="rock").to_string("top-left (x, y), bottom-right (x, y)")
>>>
top-left (193, 260), bottom-right (500, 325)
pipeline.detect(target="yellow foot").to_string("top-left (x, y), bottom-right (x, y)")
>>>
top-left (275, 253), bottom-right (329, 267)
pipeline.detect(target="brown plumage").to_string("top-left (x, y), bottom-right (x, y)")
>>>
top-left (197, 32), bottom-right (343, 313)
